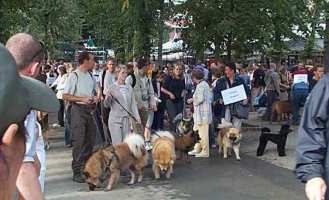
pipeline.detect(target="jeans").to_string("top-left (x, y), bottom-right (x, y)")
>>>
top-left (291, 89), bottom-right (308, 123)
top-left (264, 90), bottom-right (278, 120)
top-left (58, 99), bottom-right (65, 126)
top-left (166, 99), bottom-right (184, 130)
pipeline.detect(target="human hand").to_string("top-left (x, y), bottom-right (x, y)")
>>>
top-left (242, 99), bottom-right (248, 105)
top-left (306, 177), bottom-right (327, 200)
top-left (81, 96), bottom-right (93, 104)
top-left (169, 93), bottom-right (176, 100)
top-left (187, 98), bottom-right (193, 104)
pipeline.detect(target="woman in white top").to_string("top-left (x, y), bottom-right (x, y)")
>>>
top-left (104, 65), bottom-right (141, 144)
top-left (51, 65), bottom-right (68, 127)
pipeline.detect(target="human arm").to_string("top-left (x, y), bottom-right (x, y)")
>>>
top-left (295, 78), bottom-right (329, 199)
top-left (62, 73), bottom-right (93, 104)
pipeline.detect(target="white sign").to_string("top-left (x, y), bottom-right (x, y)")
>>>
top-left (293, 74), bottom-right (308, 84)
top-left (221, 84), bottom-right (247, 105)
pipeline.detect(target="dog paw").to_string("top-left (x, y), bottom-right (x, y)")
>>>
top-left (127, 182), bottom-right (134, 186)
top-left (104, 187), bottom-right (112, 192)
top-left (237, 157), bottom-right (241, 161)
top-left (223, 156), bottom-right (228, 159)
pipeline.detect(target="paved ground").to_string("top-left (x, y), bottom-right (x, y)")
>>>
top-left (44, 112), bottom-right (306, 200)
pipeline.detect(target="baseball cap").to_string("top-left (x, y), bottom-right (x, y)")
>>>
top-left (0, 43), bottom-right (59, 133)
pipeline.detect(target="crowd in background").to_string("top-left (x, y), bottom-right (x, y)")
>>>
top-left (34, 52), bottom-right (325, 183)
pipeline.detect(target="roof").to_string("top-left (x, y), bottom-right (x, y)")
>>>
top-left (288, 38), bottom-right (324, 52)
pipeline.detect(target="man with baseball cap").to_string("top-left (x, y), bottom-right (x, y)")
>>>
top-left (4, 33), bottom-right (59, 200)
top-left (0, 40), bottom-right (58, 200)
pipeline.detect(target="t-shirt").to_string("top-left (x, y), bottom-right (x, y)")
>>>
top-left (163, 75), bottom-right (185, 102)
top-left (63, 68), bottom-right (96, 97)
top-left (46, 72), bottom-right (57, 87)
top-left (92, 69), bottom-right (103, 84)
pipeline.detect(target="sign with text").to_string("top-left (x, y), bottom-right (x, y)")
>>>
top-left (221, 85), bottom-right (247, 105)
top-left (293, 74), bottom-right (308, 84)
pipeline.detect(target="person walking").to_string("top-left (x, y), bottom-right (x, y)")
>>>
top-left (263, 63), bottom-right (281, 121)
top-left (213, 62), bottom-right (250, 129)
top-left (104, 65), bottom-right (141, 144)
top-left (295, 73), bottom-right (329, 200)
top-left (51, 65), bottom-right (68, 127)
top-left (187, 69), bottom-right (212, 157)
top-left (133, 58), bottom-right (157, 150)
top-left (63, 51), bottom-right (100, 183)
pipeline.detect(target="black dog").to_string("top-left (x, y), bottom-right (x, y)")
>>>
top-left (256, 125), bottom-right (293, 157)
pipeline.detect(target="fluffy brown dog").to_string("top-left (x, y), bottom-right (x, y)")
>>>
top-left (217, 127), bottom-right (242, 160)
top-left (175, 130), bottom-right (200, 163)
top-left (84, 134), bottom-right (147, 191)
top-left (271, 100), bottom-right (292, 122)
top-left (151, 131), bottom-right (176, 179)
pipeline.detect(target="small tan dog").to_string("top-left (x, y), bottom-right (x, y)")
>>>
top-left (217, 127), bottom-right (242, 160)
top-left (84, 134), bottom-right (147, 191)
top-left (151, 131), bottom-right (176, 179)
top-left (271, 100), bottom-right (292, 122)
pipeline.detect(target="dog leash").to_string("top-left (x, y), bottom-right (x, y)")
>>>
top-left (110, 95), bottom-right (138, 122)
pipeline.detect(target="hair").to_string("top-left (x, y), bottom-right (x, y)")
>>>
top-left (44, 64), bottom-right (51, 71)
top-left (192, 69), bottom-right (204, 80)
top-left (107, 57), bottom-right (116, 64)
top-left (137, 57), bottom-right (147, 69)
top-left (78, 51), bottom-right (93, 65)
top-left (211, 67), bottom-right (221, 78)
top-left (58, 66), bottom-right (67, 75)
top-left (116, 64), bottom-right (127, 73)
top-left (225, 62), bottom-right (236, 73)
top-left (6, 33), bottom-right (44, 70)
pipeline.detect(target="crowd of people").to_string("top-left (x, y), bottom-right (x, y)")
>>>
top-left (1, 32), bottom-right (327, 200)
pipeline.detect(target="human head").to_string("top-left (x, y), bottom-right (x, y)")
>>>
top-left (137, 57), bottom-right (147, 76)
top-left (224, 62), bottom-right (236, 79)
top-left (57, 65), bottom-right (67, 76)
top-left (314, 65), bottom-right (325, 80)
top-left (6, 33), bottom-right (45, 78)
top-left (78, 51), bottom-right (95, 70)
top-left (106, 57), bottom-right (116, 72)
top-left (115, 65), bottom-right (128, 83)
top-left (297, 62), bottom-right (305, 70)
top-left (173, 63), bottom-right (183, 78)
top-left (191, 69), bottom-right (204, 84)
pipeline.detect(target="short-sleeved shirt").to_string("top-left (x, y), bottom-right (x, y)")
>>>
top-left (163, 75), bottom-right (185, 102)
top-left (64, 68), bottom-right (96, 97)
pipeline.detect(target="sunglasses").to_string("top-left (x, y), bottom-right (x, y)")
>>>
top-left (30, 41), bottom-right (47, 64)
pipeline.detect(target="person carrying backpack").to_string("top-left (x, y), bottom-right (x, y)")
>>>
top-left (291, 63), bottom-right (309, 125)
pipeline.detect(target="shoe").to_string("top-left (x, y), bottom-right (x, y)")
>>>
top-left (145, 141), bottom-right (153, 151)
top-left (45, 141), bottom-right (50, 151)
top-left (73, 175), bottom-right (85, 183)
top-left (195, 152), bottom-right (209, 158)
top-left (188, 150), bottom-right (199, 156)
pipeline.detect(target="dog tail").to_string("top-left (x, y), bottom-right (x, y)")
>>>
top-left (124, 133), bottom-right (145, 159)
top-left (151, 131), bottom-right (175, 143)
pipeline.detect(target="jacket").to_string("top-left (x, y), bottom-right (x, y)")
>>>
top-left (193, 80), bottom-right (212, 125)
top-left (104, 83), bottom-right (140, 123)
top-left (295, 74), bottom-right (329, 197)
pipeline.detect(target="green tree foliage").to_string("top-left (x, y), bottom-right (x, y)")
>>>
top-left (0, 0), bottom-right (82, 57)
top-left (179, 0), bottom-right (309, 61)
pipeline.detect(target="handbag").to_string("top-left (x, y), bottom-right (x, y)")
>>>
top-left (232, 102), bottom-right (249, 119)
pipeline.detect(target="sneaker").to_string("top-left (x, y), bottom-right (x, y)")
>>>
top-left (45, 141), bottom-right (50, 151)
top-left (145, 141), bottom-right (153, 151)
top-left (195, 152), bottom-right (209, 158)
top-left (188, 150), bottom-right (199, 156)
top-left (73, 175), bottom-right (85, 183)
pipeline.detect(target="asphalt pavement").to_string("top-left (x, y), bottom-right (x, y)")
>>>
top-left (44, 126), bottom-right (306, 200)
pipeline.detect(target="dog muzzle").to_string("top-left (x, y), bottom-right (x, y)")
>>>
top-left (88, 183), bottom-right (96, 191)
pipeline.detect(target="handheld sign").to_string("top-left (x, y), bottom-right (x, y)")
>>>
top-left (293, 74), bottom-right (308, 84)
top-left (221, 84), bottom-right (247, 105)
